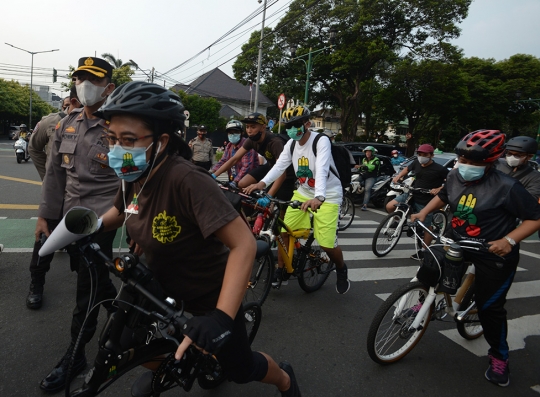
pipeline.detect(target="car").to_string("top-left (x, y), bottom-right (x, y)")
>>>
top-left (8, 126), bottom-right (20, 140)
top-left (398, 152), bottom-right (458, 172)
top-left (336, 142), bottom-right (400, 157)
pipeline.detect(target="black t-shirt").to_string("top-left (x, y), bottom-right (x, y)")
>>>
top-left (438, 168), bottom-right (540, 260)
top-left (409, 159), bottom-right (449, 205)
top-left (243, 133), bottom-right (295, 179)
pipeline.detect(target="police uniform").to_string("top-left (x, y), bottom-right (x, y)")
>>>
top-left (39, 57), bottom-right (120, 393)
top-left (29, 111), bottom-right (66, 180)
top-left (189, 133), bottom-right (214, 170)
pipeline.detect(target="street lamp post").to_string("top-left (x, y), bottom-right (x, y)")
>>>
top-left (253, 0), bottom-right (267, 114)
top-left (290, 28), bottom-right (336, 105)
top-left (5, 43), bottom-right (59, 128)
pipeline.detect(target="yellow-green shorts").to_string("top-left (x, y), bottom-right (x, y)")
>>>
top-left (282, 191), bottom-right (339, 248)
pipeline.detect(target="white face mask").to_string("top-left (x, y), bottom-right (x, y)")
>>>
top-left (506, 154), bottom-right (525, 168)
top-left (76, 80), bottom-right (108, 107)
top-left (418, 156), bottom-right (430, 165)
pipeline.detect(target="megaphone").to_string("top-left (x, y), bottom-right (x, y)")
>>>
top-left (39, 207), bottom-right (100, 257)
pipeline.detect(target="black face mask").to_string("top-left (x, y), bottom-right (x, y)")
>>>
top-left (248, 130), bottom-right (263, 142)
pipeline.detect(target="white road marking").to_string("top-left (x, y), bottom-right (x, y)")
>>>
top-left (439, 314), bottom-right (540, 357)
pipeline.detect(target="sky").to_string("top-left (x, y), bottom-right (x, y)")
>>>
top-left (1, 0), bottom-right (539, 99)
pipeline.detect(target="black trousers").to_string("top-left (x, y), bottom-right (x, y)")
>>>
top-left (70, 230), bottom-right (118, 345)
top-left (472, 253), bottom-right (519, 361)
top-left (193, 160), bottom-right (212, 171)
top-left (28, 219), bottom-right (81, 287)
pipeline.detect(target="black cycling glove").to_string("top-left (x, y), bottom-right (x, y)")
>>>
top-left (182, 309), bottom-right (234, 354)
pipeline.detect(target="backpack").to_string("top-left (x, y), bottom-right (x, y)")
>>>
top-left (290, 133), bottom-right (355, 189)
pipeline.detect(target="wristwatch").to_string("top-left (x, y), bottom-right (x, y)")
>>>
top-left (315, 195), bottom-right (326, 203)
top-left (504, 236), bottom-right (516, 247)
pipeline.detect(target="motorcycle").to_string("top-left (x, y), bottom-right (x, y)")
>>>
top-left (348, 169), bottom-right (392, 208)
top-left (384, 174), bottom-right (415, 210)
top-left (13, 133), bottom-right (31, 163)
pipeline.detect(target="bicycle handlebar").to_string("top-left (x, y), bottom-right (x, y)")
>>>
top-left (390, 182), bottom-right (431, 194)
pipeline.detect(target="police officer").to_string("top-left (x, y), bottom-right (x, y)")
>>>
top-left (25, 87), bottom-right (82, 310)
top-left (37, 56), bottom-right (119, 393)
top-left (189, 125), bottom-right (214, 170)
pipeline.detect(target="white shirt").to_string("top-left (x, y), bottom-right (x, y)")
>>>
top-left (261, 132), bottom-right (342, 204)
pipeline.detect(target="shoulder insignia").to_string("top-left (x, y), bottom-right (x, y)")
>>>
top-left (77, 113), bottom-right (83, 119)
top-left (65, 126), bottom-right (76, 133)
top-left (63, 155), bottom-right (70, 164)
top-left (96, 153), bottom-right (108, 162)
top-left (55, 122), bottom-right (61, 130)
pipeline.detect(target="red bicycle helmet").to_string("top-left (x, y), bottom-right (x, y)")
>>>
top-left (455, 130), bottom-right (505, 162)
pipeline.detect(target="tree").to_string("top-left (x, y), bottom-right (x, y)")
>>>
top-left (233, 0), bottom-right (471, 141)
top-left (170, 89), bottom-right (224, 132)
top-left (101, 53), bottom-right (136, 69)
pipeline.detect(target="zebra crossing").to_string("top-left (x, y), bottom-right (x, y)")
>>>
top-left (341, 214), bottom-right (540, 358)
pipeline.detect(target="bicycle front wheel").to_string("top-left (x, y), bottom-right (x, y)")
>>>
top-left (243, 250), bottom-right (274, 306)
top-left (456, 284), bottom-right (483, 340)
top-left (431, 210), bottom-right (448, 238)
top-left (372, 213), bottom-right (404, 257)
top-left (367, 281), bottom-right (434, 365)
top-left (297, 239), bottom-right (334, 293)
top-left (338, 194), bottom-right (355, 231)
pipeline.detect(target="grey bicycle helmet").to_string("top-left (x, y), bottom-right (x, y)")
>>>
top-left (95, 81), bottom-right (186, 128)
top-left (506, 136), bottom-right (538, 154)
top-left (226, 120), bottom-right (243, 132)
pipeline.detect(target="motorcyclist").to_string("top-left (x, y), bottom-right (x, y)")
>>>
top-left (354, 146), bottom-right (380, 211)
top-left (390, 149), bottom-right (406, 166)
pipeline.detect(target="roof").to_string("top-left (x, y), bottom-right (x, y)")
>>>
top-left (171, 68), bottom-right (274, 107)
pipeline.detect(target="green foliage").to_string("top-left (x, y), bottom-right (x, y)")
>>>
top-left (111, 65), bottom-right (134, 87)
top-left (171, 89), bottom-right (223, 132)
top-left (101, 53), bottom-right (136, 69)
top-left (0, 79), bottom-right (56, 128)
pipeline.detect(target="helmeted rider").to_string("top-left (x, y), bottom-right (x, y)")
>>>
top-left (412, 129), bottom-right (540, 387)
top-left (390, 149), bottom-right (406, 165)
top-left (354, 145), bottom-right (380, 211)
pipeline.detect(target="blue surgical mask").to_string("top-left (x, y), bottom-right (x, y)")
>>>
top-left (458, 163), bottom-right (486, 181)
top-left (228, 133), bottom-right (241, 144)
top-left (108, 143), bottom-right (154, 182)
top-left (286, 125), bottom-right (305, 141)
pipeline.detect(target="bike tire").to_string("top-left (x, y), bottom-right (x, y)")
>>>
top-left (243, 250), bottom-right (274, 306)
top-left (197, 302), bottom-right (262, 390)
top-left (297, 239), bottom-right (334, 293)
top-left (338, 194), bottom-right (355, 231)
top-left (367, 281), bottom-right (434, 365)
top-left (456, 283), bottom-right (483, 340)
top-left (372, 213), bottom-right (404, 257)
top-left (431, 210), bottom-right (448, 238)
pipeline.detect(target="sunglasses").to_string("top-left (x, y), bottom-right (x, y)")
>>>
top-left (285, 120), bottom-right (305, 129)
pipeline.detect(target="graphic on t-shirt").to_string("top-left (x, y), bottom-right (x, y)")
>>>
top-left (264, 150), bottom-right (273, 160)
top-left (296, 156), bottom-right (315, 188)
top-left (125, 194), bottom-right (139, 215)
top-left (452, 193), bottom-right (481, 236)
top-left (120, 152), bottom-right (139, 174)
top-left (152, 210), bottom-right (181, 243)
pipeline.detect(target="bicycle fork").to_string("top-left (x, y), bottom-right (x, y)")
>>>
top-left (393, 286), bottom-right (437, 332)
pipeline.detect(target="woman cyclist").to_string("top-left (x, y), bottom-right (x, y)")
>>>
top-left (93, 82), bottom-right (301, 397)
top-left (412, 130), bottom-right (540, 387)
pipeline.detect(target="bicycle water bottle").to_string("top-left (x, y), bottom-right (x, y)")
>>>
top-left (253, 214), bottom-right (264, 235)
top-left (438, 243), bottom-right (464, 294)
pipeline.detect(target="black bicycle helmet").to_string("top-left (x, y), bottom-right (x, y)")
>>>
top-left (506, 136), bottom-right (538, 154)
top-left (226, 120), bottom-right (243, 132)
top-left (282, 105), bottom-right (310, 126)
top-left (95, 81), bottom-right (186, 128)
top-left (455, 129), bottom-right (506, 163)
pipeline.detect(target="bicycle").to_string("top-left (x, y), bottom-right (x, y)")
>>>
top-left (366, 220), bottom-right (491, 365)
top-left (217, 182), bottom-right (275, 306)
top-left (60, 233), bottom-right (262, 397)
top-left (338, 190), bottom-right (355, 231)
top-left (371, 182), bottom-right (448, 257)
top-left (255, 193), bottom-right (335, 293)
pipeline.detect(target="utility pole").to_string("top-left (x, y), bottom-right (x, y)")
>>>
top-left (253, 0), bottom-right (267, 114)
top-left (151, 67), bottom-right (155, 83)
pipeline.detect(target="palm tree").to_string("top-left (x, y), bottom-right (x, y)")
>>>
top-left (101, 53), bottom-right (136, 69)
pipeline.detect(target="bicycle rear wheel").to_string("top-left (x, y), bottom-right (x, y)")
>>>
top-left (456, 284), bottom-right (483, 340)
top-left (367, 281), bottom-right (434, 364)
top-left (297, 239), bottom-right (334, 293)
top-left (338, 194), bottom-right (355, 231)
top-left (431, 210), bottom-right (448, 238)
top-left (372, 213), bottom-right (404, 257)
top-left (243, 250), bottom-right (274, 306)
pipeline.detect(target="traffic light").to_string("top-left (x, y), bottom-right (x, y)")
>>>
top-left (52, 68), bottom-right (57, 83)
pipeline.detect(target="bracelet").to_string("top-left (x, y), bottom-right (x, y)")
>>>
top-left (504, 236), bottom-right (516, 247)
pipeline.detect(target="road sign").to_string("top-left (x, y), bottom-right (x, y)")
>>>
top-left (278, 94), bottom-right (286, 110)
top-left (268, 119), bottom-right (275, 129)
top-left (184, 110), bottom-right (190, 120)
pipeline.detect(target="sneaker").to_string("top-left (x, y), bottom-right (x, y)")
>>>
top-left (40, 342), bottom-right (87, 393)
top-left (335, 264), bottom-right (350, 294)
top-left (403, 302), bottom-right (423, 318)
top-left (361, 205), bottom-right (368, 211)
top-left (279, 361), bottom-right (301, 397)
top-left (272, 268), bottom-right (288, 288)
top-left (26, 283), bottom-right (44, 310)
top-left (410, 251), bottom-right (424, 261)
top-left (485, 355), bottom-right (510, 387)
